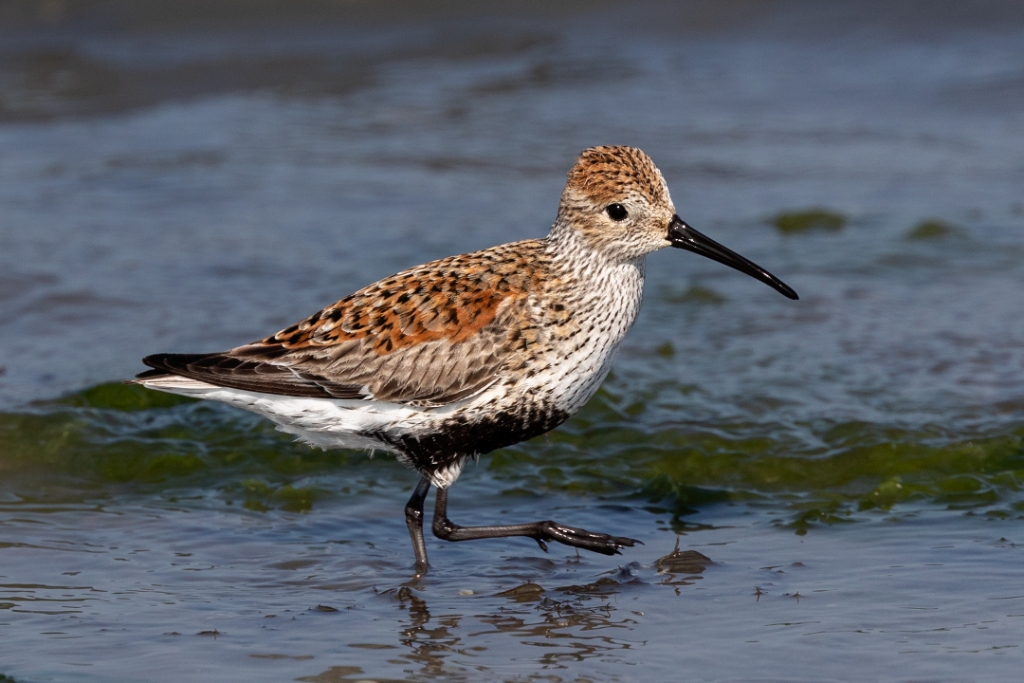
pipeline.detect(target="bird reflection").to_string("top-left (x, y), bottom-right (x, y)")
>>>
top-left (304, 543), bottom-right (709, 681)
top-left (385, 570), bottom-right (656, 677)
top-left (394, 586), bottom-right (463, 674)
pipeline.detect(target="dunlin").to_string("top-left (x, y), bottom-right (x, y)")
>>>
top-left (134, 146), bottom-right (797, 571)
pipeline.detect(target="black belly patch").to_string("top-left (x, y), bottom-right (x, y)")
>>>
top-left (374, 406), bottom-right (570, 473)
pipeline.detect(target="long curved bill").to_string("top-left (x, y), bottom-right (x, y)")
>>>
top-left (667, 215), bottom-right (799, 300)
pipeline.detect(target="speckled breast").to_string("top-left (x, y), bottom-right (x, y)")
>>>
top-left (526, 255), bottom-right (646, 417)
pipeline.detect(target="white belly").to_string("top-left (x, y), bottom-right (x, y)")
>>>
top-left (135, 374), bottom-right (417, 453)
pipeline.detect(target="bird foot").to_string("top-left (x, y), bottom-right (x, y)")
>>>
top-left (532, 521), bottom-right (639, 556)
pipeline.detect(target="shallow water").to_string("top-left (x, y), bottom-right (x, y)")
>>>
top-left (2, 1), bottom-right (1024, 681)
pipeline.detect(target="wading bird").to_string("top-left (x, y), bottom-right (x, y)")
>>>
top-left (133, 146), bottom-right (798, 572)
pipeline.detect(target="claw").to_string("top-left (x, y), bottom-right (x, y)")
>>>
top-left (535, 538), bottom-right (549, 552)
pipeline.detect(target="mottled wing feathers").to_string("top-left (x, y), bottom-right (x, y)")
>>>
top-left (141, 241), bottom-right (548, 407)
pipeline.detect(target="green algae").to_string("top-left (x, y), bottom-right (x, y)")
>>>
top-left (905, 218), bottom-right (963, 240)
top-left (3, 383), bottom-right (1024, 529)
top-left (235, 478), bottom-right (326, 512)
top-left (495, 388), bottom-right (1024, 532)
top-left (50, 381), bottom-right (197, 411)
top-left (771, 208), bottom-right (847, 234)
top-left (0, 383), bottom-right (354, 508)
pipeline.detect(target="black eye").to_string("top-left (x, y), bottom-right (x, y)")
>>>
top-left (606, 203), bottom-right (628, 221)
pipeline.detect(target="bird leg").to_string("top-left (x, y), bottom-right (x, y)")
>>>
top-left (431, 485), bottom-right (638, 556)
top-left (404, 476), bottom-right (432, 573)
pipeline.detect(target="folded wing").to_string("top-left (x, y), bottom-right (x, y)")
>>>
top-left (139, 245), bottom-right (543, 407)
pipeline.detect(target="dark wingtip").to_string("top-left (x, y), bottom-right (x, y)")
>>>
top-left (141, 353), bottom-right (170, 371)
top-left (142, 353), bottom-right (178, 370)
top-left (136, 353), bottom-right (218, 381)
top-left (134, 368), bottom-right (169, 380)
top-left (142, 352), bottom-right (215, 372)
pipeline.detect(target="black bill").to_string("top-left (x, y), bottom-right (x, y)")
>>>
top-left (667, 215), bottom-right (799, 300)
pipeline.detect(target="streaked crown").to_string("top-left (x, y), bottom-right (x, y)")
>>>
top-left (566, 146), bottom-right (670, 207)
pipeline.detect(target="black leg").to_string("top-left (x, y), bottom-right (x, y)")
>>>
top-left (431, 485), bottom-right (638, 556)
top-left (405, 476), bottom-right (432, 573)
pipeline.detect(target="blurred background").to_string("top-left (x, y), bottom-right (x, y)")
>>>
top-left (1, 1), bottom-right (1023, 682)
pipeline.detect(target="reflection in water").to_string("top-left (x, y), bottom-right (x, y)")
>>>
top-left (480, 589), bottom-right (634, 666)
top-left (297, 665), bottom-right (411, 683)
top-left (353, 555), bottom-right (710, 681)
top-left (363, 584), bottom-right (467, 681)
top-left (0, 581), bottom-right (96, 616)
top-left (394, 586), bottom-right (463, 678)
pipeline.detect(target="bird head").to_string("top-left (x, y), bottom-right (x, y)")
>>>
top-left (556, 146), bottom-right (798, 300)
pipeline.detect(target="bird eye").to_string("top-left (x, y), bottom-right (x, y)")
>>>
top-left (606, 203), bottom-right (628, 221)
